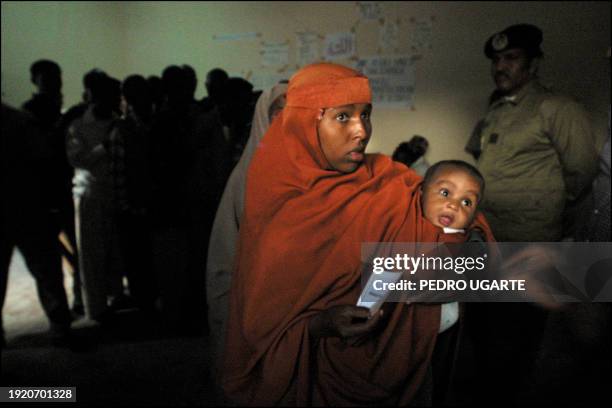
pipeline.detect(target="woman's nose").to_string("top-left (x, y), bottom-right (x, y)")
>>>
top-left (351, 119), bottom-right (367, 140)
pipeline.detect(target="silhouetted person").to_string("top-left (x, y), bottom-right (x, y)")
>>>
top-left (22, 60), bottom-right (64, 221)
top-left (56, 69), bottom-right (106, 315)
top-left (2, 103), bottom-right (73, 348)
top-left (392, 135), bottom-right (430, 176)
top-left (149, 65), bottom-right (205, 334)
top-left (121, 75), bottom-right (153, 122)
top-left (66, 73), bottom-right (123, 323)
top-left (182, 64), bottom-right (198, 103)
top-left (200, 68), bottom-right (228, 113)
top-left (146, 75), bottom-right (164, 115)
top-left (57, 69), bottom-right (112, 317)
top-left (110, 74), bottom-right (157, 316)
top-left (22, 59), bottom-right (63, 129)
top-left (108, 76), bottom-right (122, 117)
top-left (23, 60), bottom-right (86, 317)
top-left (217, 77), bottom-right (256, 168)
top-left (58, 69), bottom-right (108, 137)
top-left (188, 78), bottom-right (257, 332)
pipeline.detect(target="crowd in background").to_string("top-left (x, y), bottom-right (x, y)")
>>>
top-left (2, 60), bottom-right (262, 346)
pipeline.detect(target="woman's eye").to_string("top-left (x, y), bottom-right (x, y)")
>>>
top-left (361, 111), bottom-right (370, 120)
top-left (336, 113), bottom-right (349, 122)
top-left (439, 189), bottom-right (449, 197)
top-left (462, 199), bottom-right (472, 207)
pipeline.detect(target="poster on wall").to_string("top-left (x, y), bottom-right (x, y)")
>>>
top-left (261, 42), bottom-right (290, 67)
top-left (212, 32), bottom-right (261, 41)
top-left (354, 55), bottom-right (416, 107)
top-left (378, 19), bottom-right (400, 52)
top-left (409, 17), bottom-right (434, 52)
top-left (356, 1), bottom-right (383, 20)
top-left (296, 31), bottom-right (321, 68)
top-left (323, 32), bottom-right (356, 61)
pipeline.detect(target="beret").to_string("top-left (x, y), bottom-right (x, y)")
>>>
top-left (484, 24), bottom-right (543, 59)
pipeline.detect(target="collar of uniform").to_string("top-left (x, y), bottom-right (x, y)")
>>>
top-left (491, 79), bottom-right (540, 109)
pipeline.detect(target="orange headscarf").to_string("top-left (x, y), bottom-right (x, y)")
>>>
top-left (222, 63), bottom-right (493, 405)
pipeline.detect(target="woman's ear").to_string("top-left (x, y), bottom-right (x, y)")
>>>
top-left (317, 108), bottom-right (325, 120)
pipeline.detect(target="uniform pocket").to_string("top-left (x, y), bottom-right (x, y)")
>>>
top-left (483, 188), bottom-right (564, 224)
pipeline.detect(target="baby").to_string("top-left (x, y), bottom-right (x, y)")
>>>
top-left (421, 160), bottom-right (486, 332)
top-left (358, 160), bottom-right (487, 324)
top-left (421, 160), bottom-right (485, 233)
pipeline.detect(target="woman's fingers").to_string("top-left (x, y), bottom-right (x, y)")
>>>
top-left (342, 309), bottom-right (383, 338)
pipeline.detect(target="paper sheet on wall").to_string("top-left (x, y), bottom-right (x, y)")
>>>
top-left (213, 32), bottom-right (260, 42)
top-left (324, 32), bottom-right (356, 61)
top-left (379, 19), bottom-right (399, 52)
top-left (409, 18), bottom-right (433, 52)
top-left (296, 31), bottom-right (321, 68)
top-left (261, 42), bottom-right (290, 67)
top-left (357, 1), bottom-right (383, 20)
top-left (354, 55), bottom-right (416, 107)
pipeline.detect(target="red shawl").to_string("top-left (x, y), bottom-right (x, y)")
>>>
top-left (222, 63), bottom-right (493, 405)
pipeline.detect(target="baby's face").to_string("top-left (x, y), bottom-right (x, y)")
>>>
top-left (422, 168), bottom-right (481, 230)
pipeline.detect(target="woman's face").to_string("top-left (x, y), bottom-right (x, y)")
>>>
top-left (317, 103), bottom-right (372, 173)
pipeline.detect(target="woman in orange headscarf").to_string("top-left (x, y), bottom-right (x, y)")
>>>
top-left (222, 63), bottom-right (492, 406)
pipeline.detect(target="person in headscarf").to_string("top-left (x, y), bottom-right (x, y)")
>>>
top-left (206, 82), bottom-right (288, 371)
top-left (221, 63), bottom-right (493, 406)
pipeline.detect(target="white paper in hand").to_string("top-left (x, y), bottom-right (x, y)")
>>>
top-left (356, 270), bottom-right (403, 316)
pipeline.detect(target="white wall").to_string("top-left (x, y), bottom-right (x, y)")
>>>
top-left (2, 1), bottom-right (609, 163)
top-left (1, 1), bottom-right (126, 111)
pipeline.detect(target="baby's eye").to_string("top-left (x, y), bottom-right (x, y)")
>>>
top-left (361, 111), bottom-right (370, 120)
top-left (439, 188), bottom-right (449, 197)
top-left (461, 199), bottom-right (472, 207)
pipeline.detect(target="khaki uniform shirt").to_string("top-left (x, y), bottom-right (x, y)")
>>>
top-left (475, 80), bottom-right (598, 242)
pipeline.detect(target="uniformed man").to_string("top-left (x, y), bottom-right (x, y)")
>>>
top-left (462, 24), bottom-right (601, 406)
top-left (468, 23), bottom-right (599, 242)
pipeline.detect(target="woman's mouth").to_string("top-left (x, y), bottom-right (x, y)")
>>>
top-left (348, 150), bottom-right (364, 161)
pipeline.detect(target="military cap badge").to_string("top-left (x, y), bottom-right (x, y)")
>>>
top-left (492, 33), bottom-right (508, 51)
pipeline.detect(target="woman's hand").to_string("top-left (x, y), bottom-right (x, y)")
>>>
top-left (309, 305), bottom-right (384, 345)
